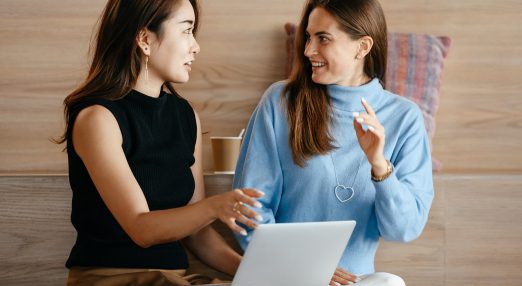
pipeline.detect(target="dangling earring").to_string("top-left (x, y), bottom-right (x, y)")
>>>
top-left (145, 56), bottom-right (149, 82)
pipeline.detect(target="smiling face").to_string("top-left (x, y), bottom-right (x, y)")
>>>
top-left (304, 7), bottom-right (368, 87)
top-left (147, 0), bottom-right (200, 84)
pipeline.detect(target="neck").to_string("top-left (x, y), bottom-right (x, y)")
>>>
top-left (133, 73), bottom-right (164, 98)
top-left (338, 70), bottom-right (371, 87)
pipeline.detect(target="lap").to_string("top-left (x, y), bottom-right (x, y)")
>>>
top-left (67, 267), bottom-right (228, 286)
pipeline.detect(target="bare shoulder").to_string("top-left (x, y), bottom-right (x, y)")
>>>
top-left (72, 104), bottom-right (122, 156)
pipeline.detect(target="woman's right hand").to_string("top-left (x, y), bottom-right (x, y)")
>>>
top-left (207, 188), bottom-right (264, 236)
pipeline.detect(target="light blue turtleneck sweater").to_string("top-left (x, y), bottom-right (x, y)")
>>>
top-left (233, 78), bottom-right (434, 275)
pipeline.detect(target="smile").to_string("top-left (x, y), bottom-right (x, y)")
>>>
top-left (311, 61), bottom-right (327, 67)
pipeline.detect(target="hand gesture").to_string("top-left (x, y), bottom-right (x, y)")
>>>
top-left (208, 188), bottom-right (264, 236)
top-left (353, 98), bottom-right (388, 175)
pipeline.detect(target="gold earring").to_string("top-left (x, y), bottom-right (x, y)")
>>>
top-left (145, 56), bottom-right (149, 82)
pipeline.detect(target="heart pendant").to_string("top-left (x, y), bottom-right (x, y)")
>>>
top-left (334, 185), bottom-right (355, 203)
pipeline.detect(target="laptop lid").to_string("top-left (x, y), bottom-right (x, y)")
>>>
top-left (231, 220), bottom-right (356, 286)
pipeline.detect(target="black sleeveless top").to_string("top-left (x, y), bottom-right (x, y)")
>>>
top-left (65, 90), bottom-right (196, 269)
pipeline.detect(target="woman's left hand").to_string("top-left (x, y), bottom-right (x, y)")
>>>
top-left (329, 267), bottom-right (360, 285)
top-left (353, 98), bottom-right (387, 175)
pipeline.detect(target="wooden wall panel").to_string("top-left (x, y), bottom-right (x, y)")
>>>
top-left (0, 0), bottom-right (521, 173)
top-left (375, 174), bottom-right (522, 285)
top-left (379, 0), bottom-right (522, 173)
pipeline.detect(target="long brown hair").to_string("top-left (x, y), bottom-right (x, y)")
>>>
top-left (55, 0), bottom-right (200, 145)
top-left (284, 0), bottom-right (387, 167)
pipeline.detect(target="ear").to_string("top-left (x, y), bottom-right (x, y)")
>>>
top-left (136, 28), bottom-right (152, 56)
top-left (357, 36), bottom-right (374, 59)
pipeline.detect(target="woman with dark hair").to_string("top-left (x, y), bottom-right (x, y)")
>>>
top-left (58, 0), bottom-right (263, 284)
top-left (234, 0), bottom-right (433, 285)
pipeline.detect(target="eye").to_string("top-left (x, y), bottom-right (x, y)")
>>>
top-left (319, 36), bottom-right (329, 43)
top-left (184, 27), bottom-right (194, 34)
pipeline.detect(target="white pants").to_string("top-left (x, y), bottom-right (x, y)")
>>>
top-left (352, 272), bottom-right (406, 286)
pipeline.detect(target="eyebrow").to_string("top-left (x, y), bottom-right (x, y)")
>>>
top-left (306, 30), bottom-right (332, 37)
top-left (178, 20), bottom-right (194, 25)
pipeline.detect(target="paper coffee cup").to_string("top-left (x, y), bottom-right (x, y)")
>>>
top-left (210, 136), bottom-right (242, 174)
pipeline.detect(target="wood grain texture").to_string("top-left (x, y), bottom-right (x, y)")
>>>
top-left (379, 0), bottom-right (522, 173)
top-left (1, 0), bottom-right (521, 174)
top-left (375, 174), bottom-right (522, 285)
top-left (1, 174), bottom-right (522, 285)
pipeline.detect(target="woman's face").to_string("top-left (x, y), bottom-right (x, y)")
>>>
top-left (304, 7), bottom-right (365, 86)
top-left (148, 0), bottom-right (200, 84)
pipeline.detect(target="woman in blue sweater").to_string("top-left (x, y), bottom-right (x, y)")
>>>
top-left (233, 0), bottom-right (433, 285)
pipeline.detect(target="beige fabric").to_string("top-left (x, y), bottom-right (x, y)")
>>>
top-left (67, 267), bottom-right (227, 286)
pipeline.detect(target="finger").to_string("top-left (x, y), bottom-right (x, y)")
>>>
top-left (353, 113), bottom-right (383, 131)
top-left (235, 190), bottom-right (263, 209)
top-left (335, 267), bottom-right (356, 278)
top-left (234, 212), bottom-right (258, 230)
top-left (239, 188), bottom-right (265, 198)
top-left (366, 124), bottom-right (380, 136)
top-left (335, 267), bottom-right (350, 275)
top-left (226, 217), bottom-right (248, 236)
top-left (333, 270), bottom-right (358, 283)
top-left (332, 273), bottom-right (355, 285)
top-left (238, 202), bottom-right (263, 222)
top-left (353, 117), bottom-right (365, 138)
top-left (361, 98), bottom-right (376, 117)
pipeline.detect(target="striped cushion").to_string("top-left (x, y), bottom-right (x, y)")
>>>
top-left (284, 24), bottom-right (451, 171)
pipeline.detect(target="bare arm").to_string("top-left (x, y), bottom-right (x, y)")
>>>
top-left (72, 105), bottom-right (262, 248)
top-left (182, 111), bottom-right (247, 275)
top-left (184, 226), bottom-right (241, 276)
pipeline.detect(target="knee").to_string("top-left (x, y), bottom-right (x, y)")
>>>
top-left (374, 272), bottom-right (406, 286)
top-left (365, 272), bottom-right (405, 286)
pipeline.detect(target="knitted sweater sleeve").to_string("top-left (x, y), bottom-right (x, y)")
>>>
top-left (374, 106), bottom-right (435, 242)
top-left (232, 85), bottom-right (284, 250)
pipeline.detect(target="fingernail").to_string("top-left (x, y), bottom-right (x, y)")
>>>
top-left (255, 214), bottom-right (263, 222)
top-left (240, 230), bottom-right (247, 236)
top-left (334, 282), bottom-right (341, 286)
top-left (356, 117), bottom-right (364, 123)
top-left (257, 190), bottom-right (265, 196)
top-left (355, 277), bottom-right (361, 282)
top-left (347, 282), bottom-right (354, 285)
top-left (368, 126), bottom-right (375, 131)
top-left (254, 201), bottom-right (262, 208)
top-left (361, 97), bottom-right (367, 103)
top-left (352, 111), bottom-right (359, 117)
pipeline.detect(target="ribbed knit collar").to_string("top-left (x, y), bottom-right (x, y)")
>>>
top-left (126, 89), bottom-right (169, 106)
top-left (327, 78), bottom-right (384, 112)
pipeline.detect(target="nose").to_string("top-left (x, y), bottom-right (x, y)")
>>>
top-left (191, 39), bottom-right (200, 55)
top-left (303, 40), bottom-right (316, 58)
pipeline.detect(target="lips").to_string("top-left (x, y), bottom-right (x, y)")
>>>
top-left (311, 61), bottom-right (326, 67)
top-left (310, 60), bottom-right (327, 73)
top-left (184, 60), bottom-right (194, 71)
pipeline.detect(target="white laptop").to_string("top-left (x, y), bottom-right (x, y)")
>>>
top-left (207, 220), bottom-right (356, 286)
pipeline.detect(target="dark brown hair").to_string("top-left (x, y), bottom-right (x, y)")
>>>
top-left (284, 0), bottom-right (387, 167)
top-left (55, 0), bottom-right (200, 145)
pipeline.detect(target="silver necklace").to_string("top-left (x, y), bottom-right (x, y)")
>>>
top-left (330, 153), bottom-right (364, 203)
